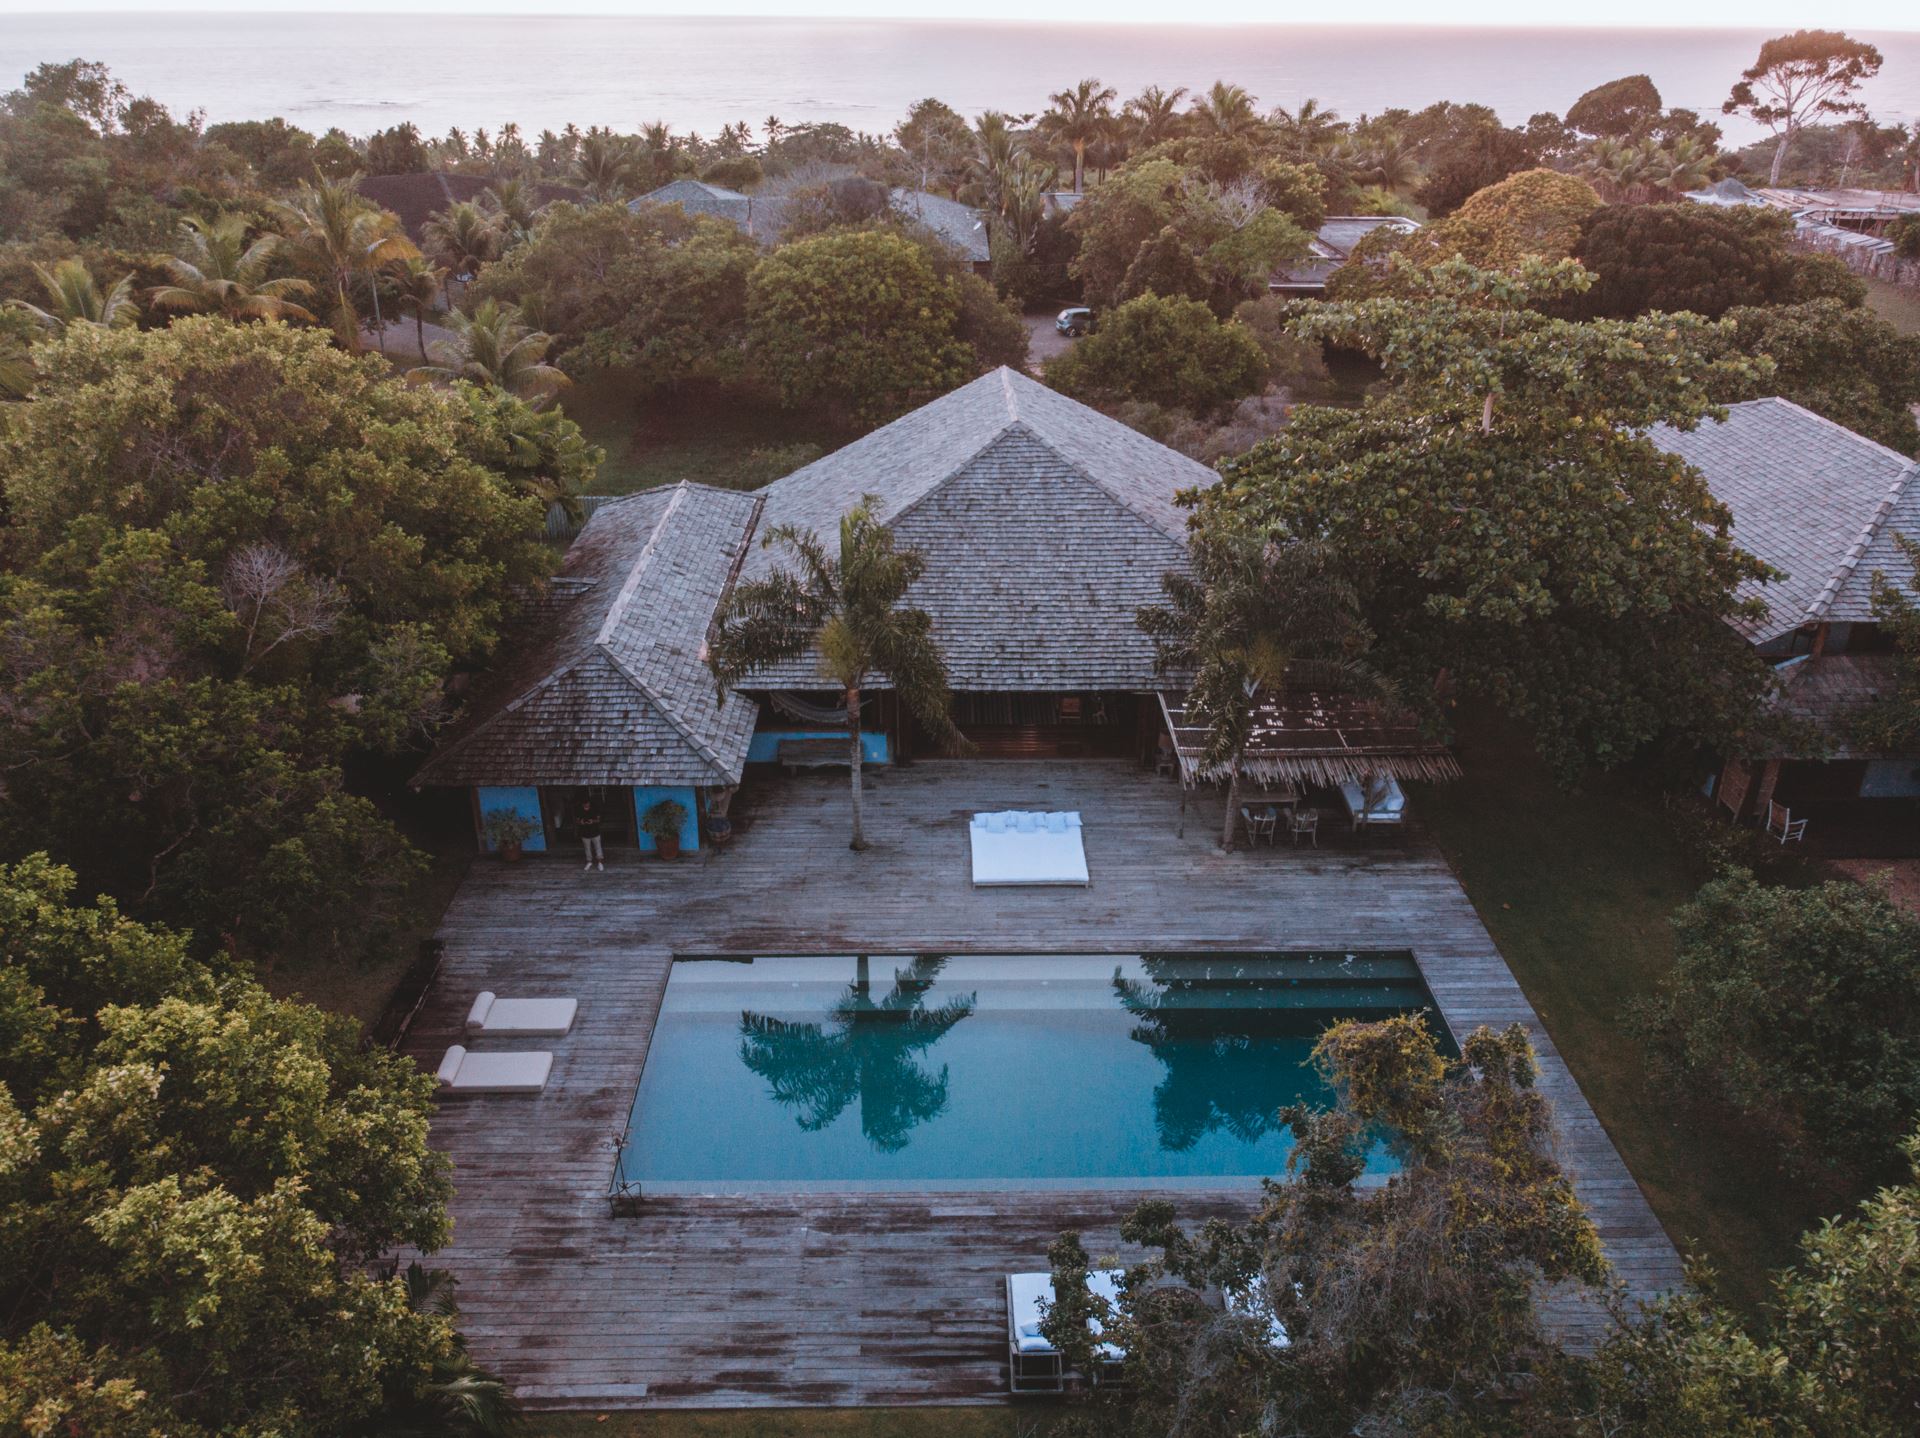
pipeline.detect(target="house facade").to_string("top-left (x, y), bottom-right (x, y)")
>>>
top-left (1269, 215), bottom-right (1423, 295)
top-left (1650, 398), bottom-right (1920, 816)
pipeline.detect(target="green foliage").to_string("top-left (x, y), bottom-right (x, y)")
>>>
top-left (481, 807), bottom-right (541, 850)
top-left (1228, 295), bottom-right (1333, 397)
top-left (1570, 202), bottom-right (1846, 319)
top-left (1856, 533), bottom-right (1920, 754)
top-left (1637, 868), bottom-right (1920, 1181)
top-left (1208, 257), bottom-right (1779, 779)
top-left (1890, 215), bottom-right (1920, 261)
top-left (1567, 74), bottom-right (1666, 138)
top-left (1420, 167), bottom-right (1602, 269)
top-left (1043, 1018), bottom-right (1606, 1436)
top-left (0, 319), bottom-right (549, 963)
top-left (640, 798), bottom-right (689, 845)
top-left (1047, 291), bottom-right (1266, 416)
top-left (1725, 30), bottom-right (1885, 185)
top-left (0, 857), bottom-right (493, 1438)
top-left (1719, 299), bottom-right (1920, 456)
top-left (745, 228), bottom-right (978, 427)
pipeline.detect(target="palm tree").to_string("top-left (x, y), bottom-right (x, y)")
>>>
top-left (270, 176), bottom-right (418, 350)
top-left (1272, 97), bottom-right (1344, 158)
top-left (1138, 529), bottom-right (1390, 853)
top-left (479, 177), bottom-right (540, 247)
top-left (1647, 134), bottom-right (1715, 196)
top-left (372, 1262), bottom-right (521, 1436)
top-left (1191, 81), bottom-right (1264, 141)
top-left (421, 200), bottom-right (502, 285)
top-left (570, 131), bottom-right (640, 203)
top-left (390, 255), bottom-right (446, 359)
top-left (1039, 76), bottom-right (1118, 193)
top-left (10, 258), bottom-right (138, 333)
top-left (1124, 84), bottom-right (1189, 149)
top-left (421, 299), bottom-right (568, 403)
top-left (149, 212), bottom-right (315, 323)
top-left (1361, 130), bottom-right (1420, 195)
top-left (709, 497), bottom-right (967, 851)
top-left (739, 956), bottom-right (976, 1154)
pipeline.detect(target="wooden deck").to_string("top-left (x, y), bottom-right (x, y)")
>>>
top-left (406, 760), bottom-right (1682, 1409)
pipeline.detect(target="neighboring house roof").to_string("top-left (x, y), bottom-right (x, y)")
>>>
top-left (413, 482), bottom-right (762, 789)
top-left (1768, 653), bottom-right (1903, 759)
top-left (632, 178), bottom-right (790, 240)
top-left (743, 366), bottom-right (1217, 691)
top-left (355, 172), bottom-right (580, 242)
top-left (1681, 177), bottom-right (1769, 209)
top-left (1271, 215), bottom-right (1422, 292)
top-left (1649, 398), bottom-right (1919, 644)
top-left (889, 189), bottom-right (991, 264)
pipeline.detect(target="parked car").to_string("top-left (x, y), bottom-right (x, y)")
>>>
top-left (1055, 306), bottom-right (1092, 337)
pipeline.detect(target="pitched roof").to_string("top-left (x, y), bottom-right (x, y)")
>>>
top-left (1271, 215), bottom-right (1422, 291)
top-left (889, 188), bottom-right (991, 263)
top-left (1769, 653), bottom-right (1903, 756)
top-left (743, 367), bottom-right (1217, 691)
top-left (414, 482), bottom-right (761, 789)
top-left (1648, 398), bottom-right (1919, 644)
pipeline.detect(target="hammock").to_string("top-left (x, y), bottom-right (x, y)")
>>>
top-left (768, 691), bottom-right (850, 726)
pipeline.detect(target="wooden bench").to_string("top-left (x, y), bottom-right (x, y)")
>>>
top-left (777, 737), bottom-right (853, 774)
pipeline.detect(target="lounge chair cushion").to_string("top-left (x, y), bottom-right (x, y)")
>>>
top-left (436, 1044), bottom-right (553, 1094)
top-left (1007, 1269), bottom-right (1127, 1357)
top-left (971, 811), bottom-right (1090, 887)
top-left (464, 992), bottom-right (578, 1037)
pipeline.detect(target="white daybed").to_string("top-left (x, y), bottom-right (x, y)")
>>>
top-left (1006, 1268), bottom-right (1125, 1393)
top-left (464, 991), bottom-right (578, 1037)
top-left (435, 1044), bottom-right (552, 1094)
top-left (970, 811), bottom-right (1089, 888)
top-left (1337, 776), bottom-right (1407, 828)
top-left (1225, 1274), bottom-right (1292, 1348)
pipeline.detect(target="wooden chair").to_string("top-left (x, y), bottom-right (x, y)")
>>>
top-left (1765, 801), bottom-right (1808, 845)
top-left (1241, 806), bottom-right (1279, 846)
top-left (1289, 808), bottom-right (1319, 848)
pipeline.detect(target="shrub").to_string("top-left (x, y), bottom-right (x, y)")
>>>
top-left (1047, 292), bottom-right (1267, 415)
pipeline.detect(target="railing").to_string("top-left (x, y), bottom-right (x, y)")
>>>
top-left (367, 938), bottom-right (445, 1051)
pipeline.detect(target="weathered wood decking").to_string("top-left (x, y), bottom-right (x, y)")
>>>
top-left (404, 760), bottom-right (1682, 1409)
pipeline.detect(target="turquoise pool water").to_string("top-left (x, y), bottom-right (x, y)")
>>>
top-left (616, 952), bottom-right (1451, 1193)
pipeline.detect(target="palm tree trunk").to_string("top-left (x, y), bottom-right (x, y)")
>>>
top-left (414, 310), bottom-right (426, 359)
top-left (1073, 142), bottom-right (1086, 193)
top-left (1219, 760), bottom-right (1241, 853)
top-left (847, 685), bottom-right (869, 852)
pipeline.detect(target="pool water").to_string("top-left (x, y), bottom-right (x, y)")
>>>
top-left (617, 952), bottom-right (1451, 1193)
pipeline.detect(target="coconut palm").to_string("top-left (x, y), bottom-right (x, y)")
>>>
top-left (380, 1262), bottom-right (521, 1437)
top-left (571, 131), bottom-right (640, 203)
top-left (421, 299), bottom-right (568, 403)
top-left (148, 212), bottom-right (315, 323)
top-left (1138, 528), bottom-right (1391, 853)
top-left (709, 497), bottom-right (967, 851)
top-left (389, 255), bottom-right (446, 359)
top-left (1039, 76), bottom-right (1118, 193)
top-left (270, 176), bottom-right (419, 350)
top-left (10, 258), bottom-right (139, 333)
top-left (421, 200), bottom-right (503, 284)
top-left (479, 177), bottom-right (540, 246)
top-left (1272, 97), bottom-right (1344, 158)
top-left (1361, 130), bottom-right (1420, 194)
top-left (1125, 84), bottom-right (1189, 149)
top-left (740, 956), bottom-right (976, 1154)
top-left (1191, 81), bottom-right (1264, 141)
top-left (1647, 134), bottom-right (1715, 196)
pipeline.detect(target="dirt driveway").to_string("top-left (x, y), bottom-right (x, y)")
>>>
top-left (1024, 308), bottom-right (1075, 369)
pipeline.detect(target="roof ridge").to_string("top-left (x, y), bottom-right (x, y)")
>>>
top-left (1012, 416), bottom-right (1195, 546)
top-left (1806, 463), bottom-right (1917, 626)
top-left (1757, 395), bottom-right (1920, 470)
top-left (599, 646), bottom-right (733, 781)
top-left (596, 481), bottom-right (688, 648)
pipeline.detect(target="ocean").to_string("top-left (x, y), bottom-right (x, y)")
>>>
top-left (4, 14), bottom-right (1919, 148)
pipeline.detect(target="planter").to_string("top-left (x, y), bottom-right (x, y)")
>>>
top-left (655, 833), bottom-right (682, 861)
top-left (499, 841), bottom-right (524, 864)
top-left (640, 798), bottom-right (691, 859)
top-left (705, 816), bottom-right (734, 848)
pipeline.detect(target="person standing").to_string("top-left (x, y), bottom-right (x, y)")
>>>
top-left (577, 791), bottom-right (604, 872)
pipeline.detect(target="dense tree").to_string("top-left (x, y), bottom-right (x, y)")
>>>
top-left (422, 298), bottom-right (569, 403)
top-left (1567, 74), bottom-right (1666, 138)
top-left (1857, 534), bottom-right (1920, 756)
top-left (1719, 299), bottom-right (1920, 456)
top-left (1039, 77), bottom-right (1118, 192)
top-left (894, 96), bottom-right (975, 196)
top-left (1636, 867), bottom-right (1920, 1181)
top-left (1206, 257), bottom-right (1777, 778)
top-left (745, 228), bottom-right (979, 426)
top-left (270, 176), bottom-right (419, 349)
top-left (0, 319), bottom-right (554, 962)
top-left (1418, 166), bottom-right (1601, 268)
top-left (421, 199), bottom-right (503, 283)
top-left (709, 498), bottom-right (966, 849)
top-left (7, 255), bottom-right (138, 331)
top-left (147, 211), bottom-right (315, 323)
top-left (1403, 101), bottom-right (1540, 217)
top-left (364, 120), bottom-right (431, 176)
top-left (1725, 30), bottom-right (1885, 184)
top-left (1568, 202), bottom-right (1848, 319)
top-left (1041, 1017), bottom-right (1606, 1436)
top-left (1047, 291), bottom-right (1266, 416)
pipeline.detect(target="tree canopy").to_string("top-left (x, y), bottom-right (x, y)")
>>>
top-left (1418, 166), bottom-right (1602, 269)
top-left (1046, 291), bottom-right (1267, 416)
top-left (1725, 30), bottom-right (1885, 184)
top-left (1719, 299), bottom-right (1920, 457)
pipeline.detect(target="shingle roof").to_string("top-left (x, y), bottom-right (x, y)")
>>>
top-left (889, 189), bottom-right (991, 263)
top-left (1648, 398), bottom-right (1918, 643)
top-left (414, 482), bottom-right (761, 788)
top-left (1270, 215), bottom-right (1421, 290)
top-left (743, 367), bottom-right (1216, 690)
top-left (1770, 653), bottom-right (1903, 756)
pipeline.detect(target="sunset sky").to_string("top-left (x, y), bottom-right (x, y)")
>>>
top-left (4, 1), bottom-right (1916, 27)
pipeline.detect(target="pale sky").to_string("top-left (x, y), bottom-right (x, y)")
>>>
top-left (1, 2), bottom-right (1915, 28)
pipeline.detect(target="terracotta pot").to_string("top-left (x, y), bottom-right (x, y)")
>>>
top-left (499, 841), bottom-right (524, 864)
top-left (656, 833), bottom-right (682, 860)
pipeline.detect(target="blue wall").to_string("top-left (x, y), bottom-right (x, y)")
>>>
top-left (747, 729), bottom-right (890, 764)
top-left (476, 786), bottom-right (546, 852)
top-left (1861, 759), bottom-right (1920, 799)
top-left (632, 785), bottom-right (701, 853)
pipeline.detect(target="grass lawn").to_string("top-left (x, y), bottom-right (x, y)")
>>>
top-left (1411, 711), bottom-right (1857, 1313)
top-left (1862, 275), bottom-right (1920, 336)
top-left (560, 372), bottom-right (843, 496)
top-left (533, 1411), bottom-right (1062, 1438)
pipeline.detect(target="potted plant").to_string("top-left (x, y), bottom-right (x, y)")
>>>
top-left (481, 807), bottom-right (541, 863)
top-left (642, 798), bottom-right (690, 859)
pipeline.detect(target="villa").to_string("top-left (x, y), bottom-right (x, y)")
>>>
top-left (633, 177), bottom-right (993, 269)
top-left (1268, 214), bottom-right (1423, 295)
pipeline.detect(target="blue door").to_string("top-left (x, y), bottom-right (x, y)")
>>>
top-left (476, 786), bottom-right (547, 852)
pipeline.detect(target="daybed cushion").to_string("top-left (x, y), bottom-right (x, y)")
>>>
top-left (435, 1044), bottom-right (553, 1094)
top-left (1007, 1269), bottom-right (1126, 1358)
top-left (1226, 1275), bottom-right (1292, 1348)
top-left (465, 992), bottom-right (578, 1036)
top-left (970, 811), bottom-right (1089, 887)
top-left (1338, 777), bottom-right (1407, 822)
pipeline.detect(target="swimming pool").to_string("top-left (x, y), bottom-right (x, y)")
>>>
top-left (615, 952), bottom-right (1452, 1193)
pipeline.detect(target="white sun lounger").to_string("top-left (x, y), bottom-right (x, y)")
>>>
top-left (1225, 1274), bottom-right (1292, 1348)
top-left (464, 991), bottom-right (578, 1037)
top-left (1006, 1268), bottom-right (1125, 1393)
top-left (970, 811), bottom-right (1089, 888)
top-left (435, 1044), bottom-right (552, 1094)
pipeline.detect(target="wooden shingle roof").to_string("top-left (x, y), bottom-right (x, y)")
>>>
top-left (413, 482), bottom-right (761, 789)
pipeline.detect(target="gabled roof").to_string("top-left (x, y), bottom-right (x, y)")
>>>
top-left (1767, 653), bottom-right (1903, 757)
top-left (1271, 216), bottom-right (1422, 291)
top-left (414, 482), bottom-right (762, 789)
top-left (744, 367), bottom-right (1217, 691)
top-left (633, 178), bottom-right (750, 220)
top-left (1648, 398), bottom-right (1919, 644)
top-left (889, 188), bottom-right (991, 263)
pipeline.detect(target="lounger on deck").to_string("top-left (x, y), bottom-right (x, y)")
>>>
top-left (464, 991), bottom-right (578, 1037)
top-left (435, 1044), bottom-right (552, 1094)
top-left (1337, 776), bottom-right (1407, 828)
top-left (970, 811), bottom-right (1089, 888)
top-left (1225, 1274), bottom-right (1292, 1348)
top-left (1006, 1269), bottom-right (1125, 1393)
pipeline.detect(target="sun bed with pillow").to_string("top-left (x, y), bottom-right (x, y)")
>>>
top-left (464, 991), bottom-right (578, 1037)
top-left (1337, 776), bottom-right (1407, 828)
top-left (435, 1044), bottom-right (552, 1094)
top-left (970, 810), bottom-right (1090, 888)
top-left (1006, 1268), bottom-right (1125, 1393)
